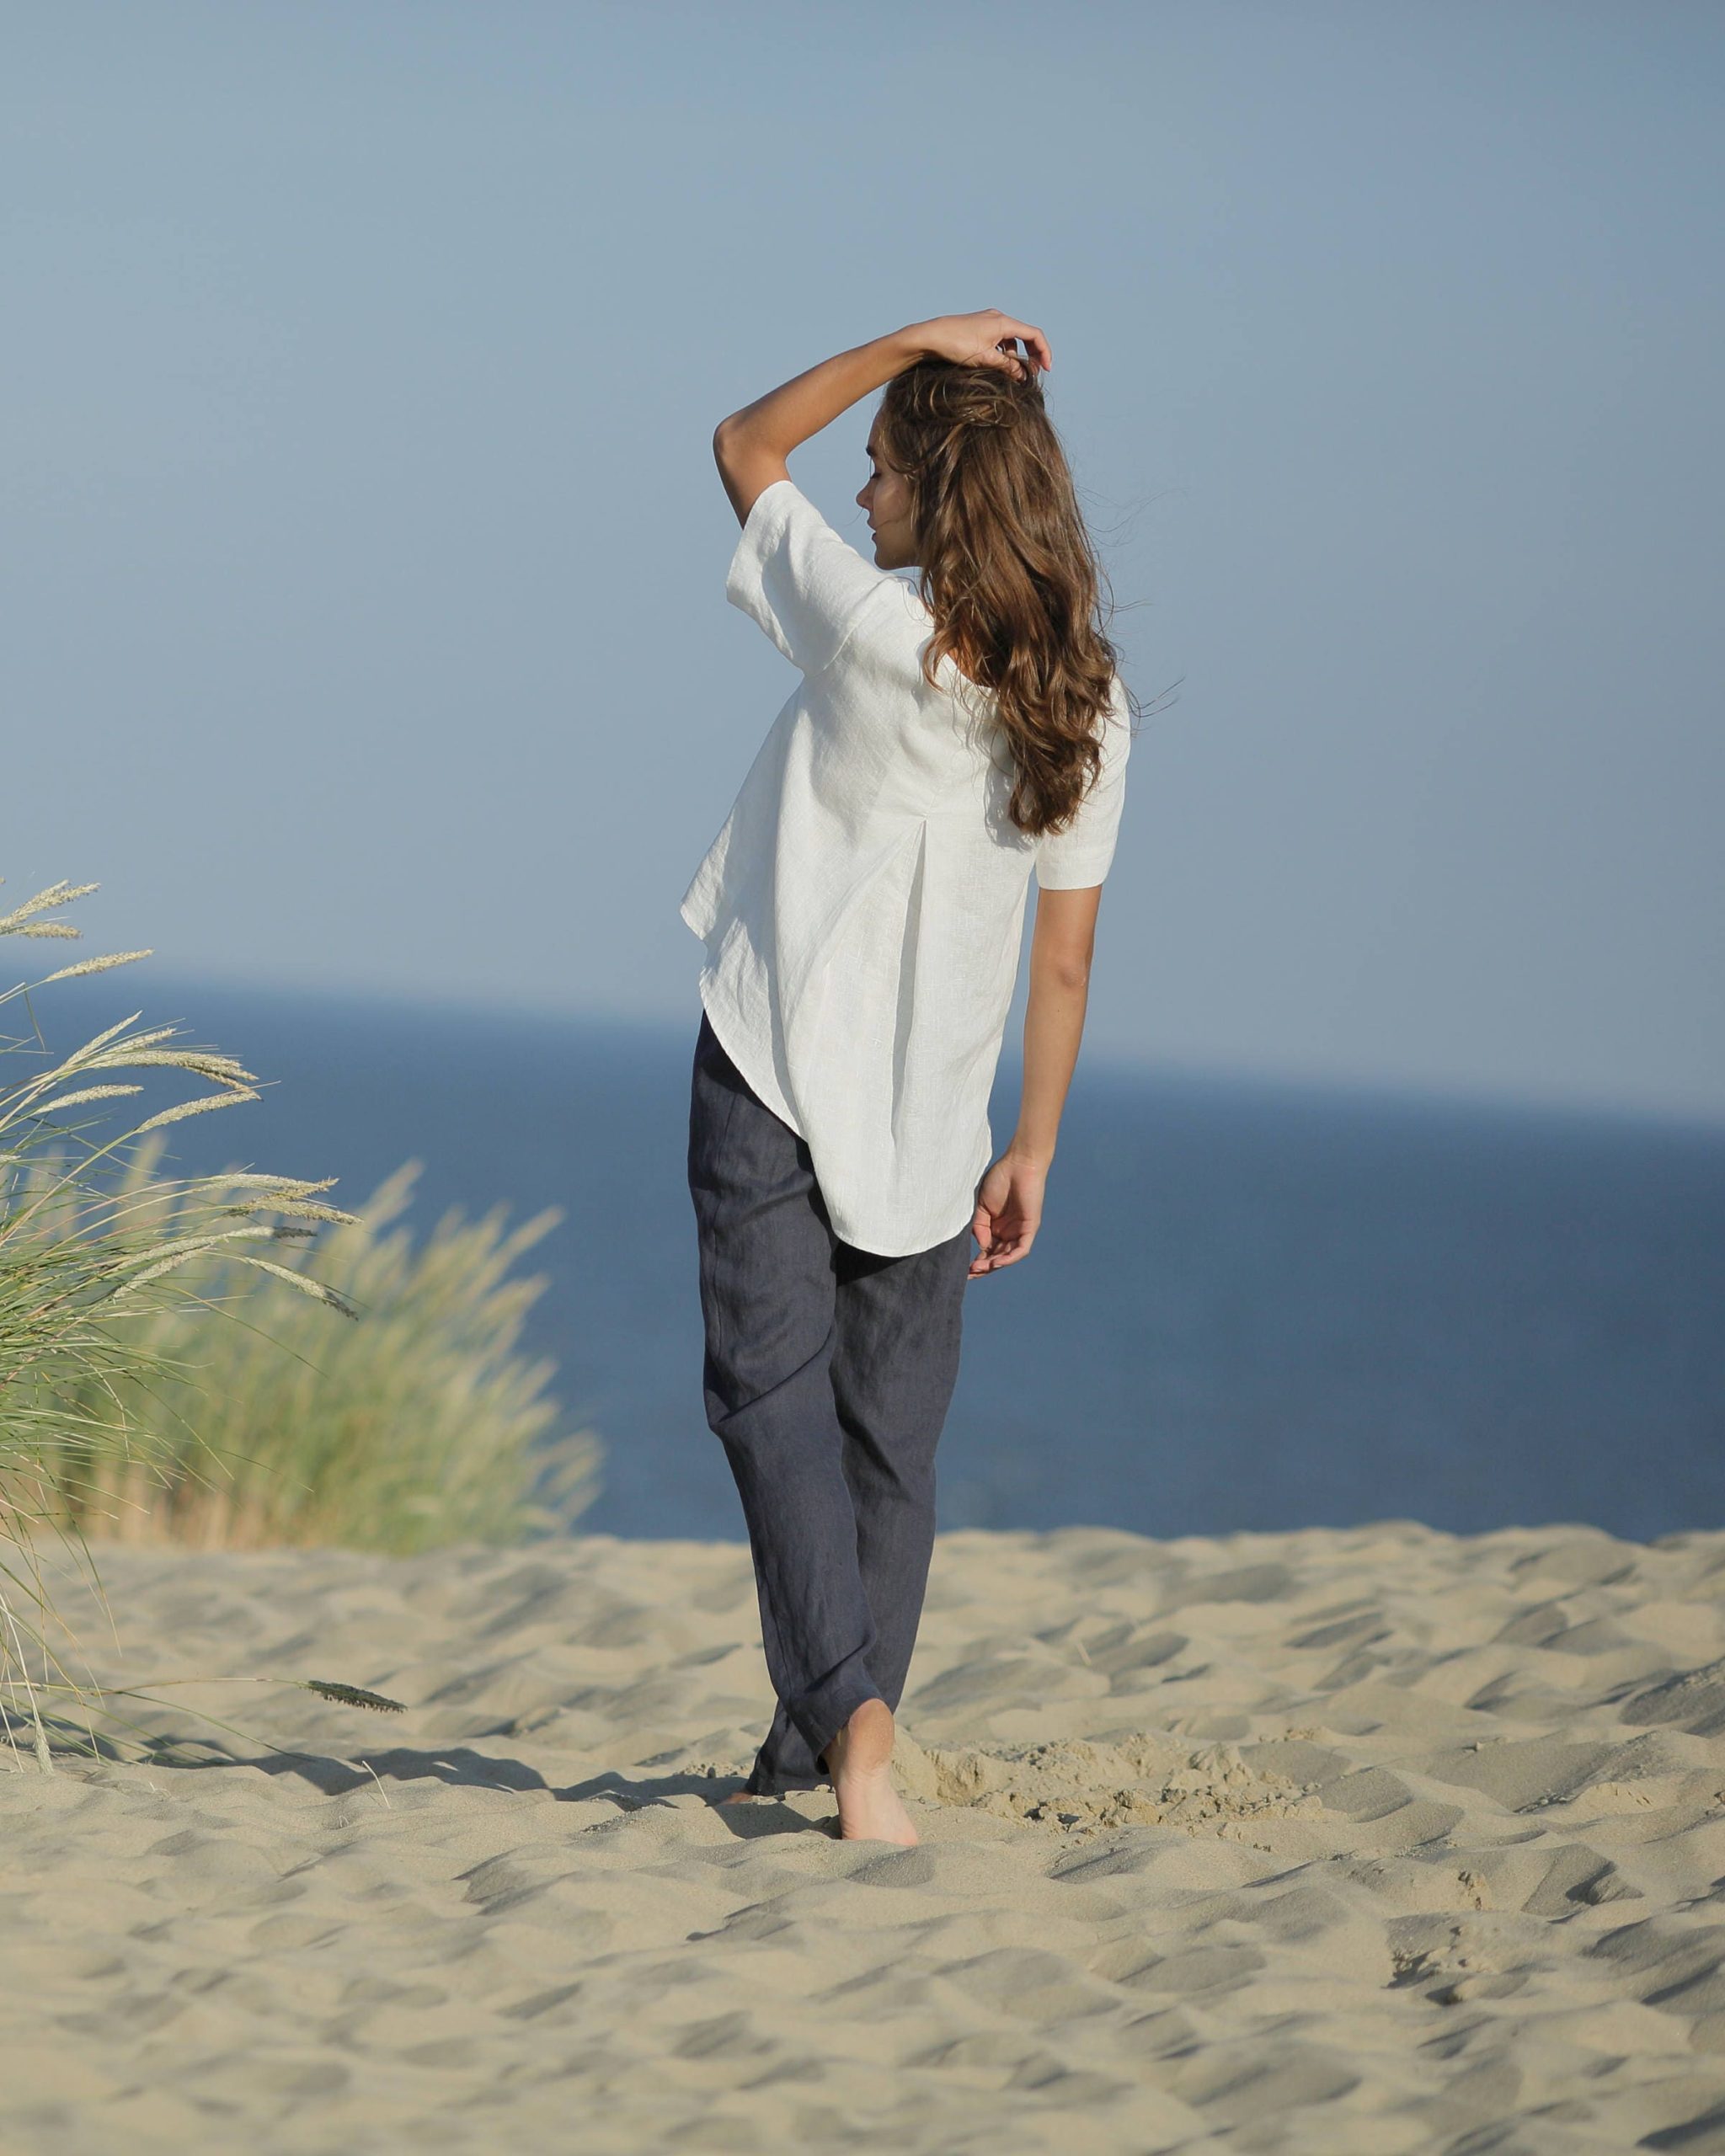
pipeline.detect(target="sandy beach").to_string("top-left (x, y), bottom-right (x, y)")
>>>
top-left (4, 1520), bottom-right (1725, 2152)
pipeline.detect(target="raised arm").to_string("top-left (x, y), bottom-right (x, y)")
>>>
top-left (713, 311), bottom-right (1053, 526)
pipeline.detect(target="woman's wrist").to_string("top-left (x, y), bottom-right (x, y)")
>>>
top-left (888, 322), bottom-right (931, 366)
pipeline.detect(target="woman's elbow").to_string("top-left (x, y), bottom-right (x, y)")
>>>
top-left (1033, 947), bottom-right (1093, 994)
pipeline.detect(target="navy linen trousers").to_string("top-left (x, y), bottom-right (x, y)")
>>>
top-left (686, 1006), bottom-right (975, 1796)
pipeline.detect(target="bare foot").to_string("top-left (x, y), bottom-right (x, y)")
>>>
top-left (822, 1699), bottom-right (918, 1846)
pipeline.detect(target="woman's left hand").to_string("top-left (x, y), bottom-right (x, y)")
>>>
top-left (911, 310), bottom-right (1052, 380)
top-left (969, 1150), bottom-right (1046, 1274)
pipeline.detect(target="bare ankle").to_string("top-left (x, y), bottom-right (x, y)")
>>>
top-left (827, 1700), bottom-right (916, 1847)
top-left (830, 1698), bottom-right (895, 1776)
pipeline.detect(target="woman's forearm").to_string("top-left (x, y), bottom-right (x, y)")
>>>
top-left (1011, 964), bottom-right (1091, 1166)
top-left (716, 325), bottom-right (927, 459)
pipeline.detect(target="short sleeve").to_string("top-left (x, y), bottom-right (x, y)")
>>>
top-left (1033, 680), bottom-right (1133, 889)
top-left (725, 478), bottom-right (897, 676)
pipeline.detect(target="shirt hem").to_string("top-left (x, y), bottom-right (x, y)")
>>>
top-left (822, 1125), bottom-right (993, 1259)
top-left (695, 962), bottom-right (989, 1257)
top-left (696, 973), bottom-right (804, 1139)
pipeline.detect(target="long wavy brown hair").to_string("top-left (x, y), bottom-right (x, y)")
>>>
top-left (873, 358), bottom-right (1133, 840)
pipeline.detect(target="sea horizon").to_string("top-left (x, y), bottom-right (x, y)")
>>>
top-left (34, 969), bottom-right (1725, 1548)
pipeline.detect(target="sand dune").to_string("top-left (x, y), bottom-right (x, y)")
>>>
top-left (4, 1520), bottom-right (1725, 2152)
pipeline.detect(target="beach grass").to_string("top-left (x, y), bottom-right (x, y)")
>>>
top-left (29, 1137), bottom-right (600, 1555)
top-left (0, 877), bottom-right (597, 1764)
top-left (0, 878), bottom-right (362, 1749)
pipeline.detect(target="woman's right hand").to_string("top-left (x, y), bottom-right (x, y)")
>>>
top-left (911, 310), bottom-right (1053, 381)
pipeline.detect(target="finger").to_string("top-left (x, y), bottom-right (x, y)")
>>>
top-left (1000, 318), bottom-right (1051, 373)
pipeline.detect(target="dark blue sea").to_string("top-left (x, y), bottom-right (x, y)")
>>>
top-left (50, 977), bottom-right (1725, 1545)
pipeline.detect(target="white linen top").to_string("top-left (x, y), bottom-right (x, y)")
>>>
top-left (679, 477), bottom-right (1131, 1257)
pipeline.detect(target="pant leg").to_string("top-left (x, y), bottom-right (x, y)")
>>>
top-left (686, 1008), bottom-right (886, 1795)
top-left (830, 1221), bottom-right (973, 1721)
top-left (741, 1212), bottom-right (973, 1790)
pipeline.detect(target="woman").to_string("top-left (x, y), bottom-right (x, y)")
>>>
top-left (681, 309), bottom-right (1135, 1845)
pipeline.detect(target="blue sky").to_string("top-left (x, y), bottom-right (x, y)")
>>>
top-left (6, 1), bottom-right (1721, 1119)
